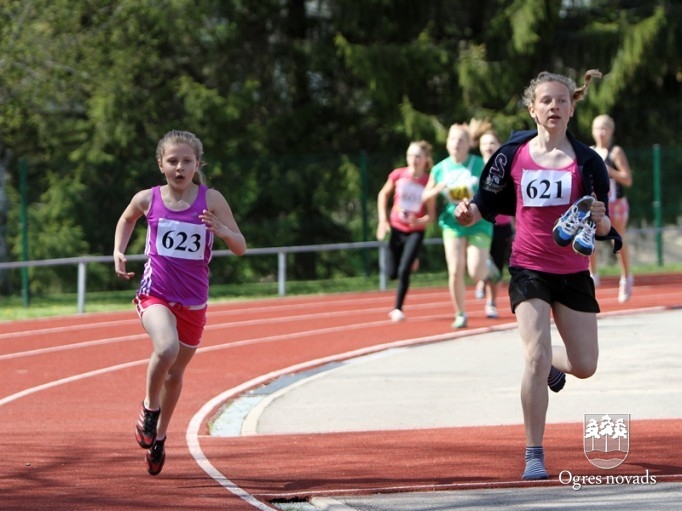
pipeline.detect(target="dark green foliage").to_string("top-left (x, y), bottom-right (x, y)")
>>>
top-left (1, 0), bottom-right (680, 295)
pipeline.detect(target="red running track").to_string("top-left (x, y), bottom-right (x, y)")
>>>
top-left (1, 274), bottom-right (681, 510)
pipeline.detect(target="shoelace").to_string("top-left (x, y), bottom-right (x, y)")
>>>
top-left (562, 215), bottom-right (583, 233)
top-left (564, 208), bottom-right (592, 232)
top-left (576, 220), bottom-right (596, 243)
top-left (141, 408), bottom-right (159, 433)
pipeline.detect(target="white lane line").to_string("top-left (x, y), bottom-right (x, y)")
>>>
top-left (0, 334), bottom-right (147, 361)
top-left (0, 308), bottom-right (392, 360)
top-left (0, 302), bottom-right (448, 359)
top-left (0, 291), bottom-right (446, 341)
top-left (0, 316), bottom-right (470, 405)
top-left (185, 326), bottom-right (503, 510)
top-left (0, 319), bottom-right (142, 340)
top-left (0, 358), bottom-right (149, 407)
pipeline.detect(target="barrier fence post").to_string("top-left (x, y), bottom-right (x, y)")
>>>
top-left (378, 243), bottom-right (387, 291)
top-left (652, 144), bottom-right (663, 266)
top-left (278, 251), bottom-right (286, 296)
top-left (360, 150), bottom-right (370, 276)
top-left (77, 261), bottom-right (87, 313)
top-left (19, 159), bottom-right (30, 307)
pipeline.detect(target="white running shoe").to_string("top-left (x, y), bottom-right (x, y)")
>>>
top-left (553, 195), bottom-right (595, 247)
top-left (618, 275), bottom-right (634, 303)
top-left (572, 220), bottom-right (596, 256)
top-left (485, 303), bottom-right (499, 319)
top-left (451, 313), bottom-right (467, 329)
top-left (486, 257), bottom-right (501, 283)
top-left (389, 309), bottom-right (405, 322)
top-left (474, 281), bottom-right (485, 300)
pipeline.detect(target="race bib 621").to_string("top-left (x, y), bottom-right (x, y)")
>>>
top-left (520, 169), bottom-right (573, 207)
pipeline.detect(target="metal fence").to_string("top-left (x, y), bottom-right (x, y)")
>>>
top-left (1, 227), bottom-right (679, 315)
top-left (0, 240), bottom-right (401, 313)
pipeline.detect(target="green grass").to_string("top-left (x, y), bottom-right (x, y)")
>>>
top-left (1, 262), bottom-right (680, 322)
top-left (0, 271), bottom-right (447, 321)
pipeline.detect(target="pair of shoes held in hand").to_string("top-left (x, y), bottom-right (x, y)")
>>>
top-left (552, 196), bottom-right (596, 256)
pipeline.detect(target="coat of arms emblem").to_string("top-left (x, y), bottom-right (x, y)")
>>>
top-left (583, 413), bottom-right (630, 469)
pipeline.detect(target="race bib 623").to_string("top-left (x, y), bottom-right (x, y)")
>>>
top-left (156, 218), bottom-right (206, 260)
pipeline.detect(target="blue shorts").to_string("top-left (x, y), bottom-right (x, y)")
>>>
top-left (508, 267), bottom-right (600, 314)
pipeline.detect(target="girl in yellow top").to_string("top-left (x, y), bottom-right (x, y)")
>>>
top-left (423, 124), bottom-right (493, 328)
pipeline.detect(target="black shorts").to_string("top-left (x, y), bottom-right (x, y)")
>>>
top-left (508, 267), bottom-right (600, 314)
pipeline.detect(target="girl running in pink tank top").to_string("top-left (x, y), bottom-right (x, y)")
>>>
top-left (114, 130), bottom-right (246, 476)
top-left (377, 140), bottom-right (436, 322)
top-left (455, 70), bottom-right (623, 482)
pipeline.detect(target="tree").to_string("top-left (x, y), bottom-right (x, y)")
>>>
top-left (0, 0), bottom-right (680, 293)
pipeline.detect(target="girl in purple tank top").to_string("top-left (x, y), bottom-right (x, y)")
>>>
top-left (114, 130), bottom-right (246, 476)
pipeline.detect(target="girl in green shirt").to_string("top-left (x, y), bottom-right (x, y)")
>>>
top-left (423, 123), bottom-right (493, 328)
